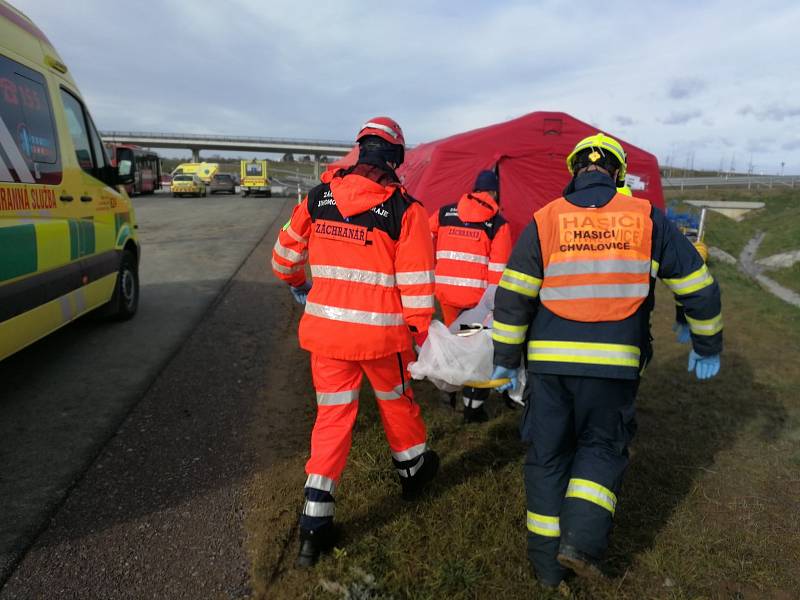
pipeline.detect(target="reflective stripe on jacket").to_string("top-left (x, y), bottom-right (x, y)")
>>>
top-left (272, 164), bottom-right (435, 360)
top-left (429, 192), bottom-right (512, 309)
top-left (534, 194), bottom-right (653, 322)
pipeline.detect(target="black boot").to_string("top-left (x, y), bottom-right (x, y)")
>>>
top-left (556, 544), bottom-right (604, 580)
top-left (463, 403), bottom-right (489, 423)
top-left (295, 524), bottom-right (338, 568)
top-left (400, 450), bottom-right (439, 501)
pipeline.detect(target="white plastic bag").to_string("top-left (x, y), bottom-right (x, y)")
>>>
top-left (409, 320), bottom-right (493, 391)
top-left (450, 285), bottom-right (496, 332)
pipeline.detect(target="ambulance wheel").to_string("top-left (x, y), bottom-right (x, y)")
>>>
top-left (107, 250), bottom-right (139, 321)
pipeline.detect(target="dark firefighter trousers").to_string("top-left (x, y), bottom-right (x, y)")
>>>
top-left (521, 372), bottom-right (638, 584)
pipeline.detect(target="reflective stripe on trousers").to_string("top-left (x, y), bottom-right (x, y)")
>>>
top-left (374, 382), bottom-right (408, 401)
top-left (392, 442), bottom-right (426, 462)
top-left (303, 499), bottom-right (335, 517)
top-left (527, 512), bottom-right (560, 537)
top-left (565, 478), bottom-right (618, 514)
top-left (316, 388), bottom-right (359, 406)
top-left (306, 473), bottom-right (336, 494)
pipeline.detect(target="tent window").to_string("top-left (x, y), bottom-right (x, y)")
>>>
top-left (543, 118), bottom-right (562, 135)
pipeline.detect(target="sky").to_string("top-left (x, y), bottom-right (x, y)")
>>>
top-left (15, 0), bottom-right (800, 174)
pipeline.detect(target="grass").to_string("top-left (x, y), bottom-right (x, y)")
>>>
top-left (664, 188), bottom-right (800, 259)
top-left (245, 260), bottom-right (800, 599)
top-left (768, 263), bottom-right (800, 295)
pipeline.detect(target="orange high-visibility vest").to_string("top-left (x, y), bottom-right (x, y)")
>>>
top-left (534, 193), bottom-right (653, 322)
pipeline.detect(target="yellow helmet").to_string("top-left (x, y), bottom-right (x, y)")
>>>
top-left (566, 133), bottom-right (627, 185)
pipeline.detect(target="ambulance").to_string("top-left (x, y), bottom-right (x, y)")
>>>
top-left (171, 162), bottom-right (218, 184)
top-left (0, 1), bottom-right (140, 361)
top-left (239, 159), bottom-right (271, 197)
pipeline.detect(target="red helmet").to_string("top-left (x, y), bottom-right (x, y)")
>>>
top-left (356, 116), bottom-right (405, 148)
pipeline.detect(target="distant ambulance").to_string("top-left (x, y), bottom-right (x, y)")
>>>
top-left (171, 162), bottom-right (218, 184)
top-left (240, 159), bottom-right (271, 197)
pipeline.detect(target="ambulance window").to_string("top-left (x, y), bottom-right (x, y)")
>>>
top-left (86, 114), bottom-right (108, 171)
top-left (0, 53), bottom-right (62, 184)
top-left (60, 90), bottom-right (94, 173)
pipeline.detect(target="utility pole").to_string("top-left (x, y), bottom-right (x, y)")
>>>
top-left (781, 161), bottom-right (785, 176)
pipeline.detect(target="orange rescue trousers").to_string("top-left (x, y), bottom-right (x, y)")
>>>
top-left (300, 350), bottom-right (428, 530)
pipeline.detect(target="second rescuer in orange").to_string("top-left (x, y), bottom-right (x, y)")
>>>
top-left (271, 116), bottom-right (439, 567)
top-left (429, 170), bottom-right (512, 422)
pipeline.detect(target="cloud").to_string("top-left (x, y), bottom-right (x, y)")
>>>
top-left (738, 104), bottom-right (800, 121)
top-left (661, 110), bottom-right (703, 125)
top-left (782, 139), bottom-right (800, 151)
top-left (668, 78), bottom-right (706, 100)
top-left (12, 0), bottom-right (800, 173)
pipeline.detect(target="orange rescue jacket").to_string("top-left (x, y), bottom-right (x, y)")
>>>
top-left (272, 164), bottom-right (435, 360)
top-left (429, 192), bottom-right (512, 309)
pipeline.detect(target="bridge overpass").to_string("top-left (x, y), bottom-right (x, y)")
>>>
top-left (100, 131), bottom-right (354, 176)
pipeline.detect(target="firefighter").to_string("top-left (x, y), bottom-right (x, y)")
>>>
top-left (272, 116), bottom-right (440, 567)
top-left (429, 170), bottom-right (512, 422)
top-left (489, 133), bottom-right (722, 587)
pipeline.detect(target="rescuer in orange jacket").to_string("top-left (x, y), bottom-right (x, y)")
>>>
top-left (271, 116), bottom-right (440, 567)
top-left (490, 133), bottom-right (722, 589)
top-left (429, 170), bottom-right (512, 422)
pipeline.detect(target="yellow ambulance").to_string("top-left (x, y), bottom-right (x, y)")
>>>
top-left (171, 162), bottom-right (218, 184)
top-left (240, 159), bottom-right (271, 197)
top-left (0, 1), bottom-right (140, 361)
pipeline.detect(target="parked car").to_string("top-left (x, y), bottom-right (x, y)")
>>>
top-left (1, 0), bottom-right (140, 362)
top-left (209, 172), bottom-right (236, 194)
top-left (171, 173), bottom-right (206, 197)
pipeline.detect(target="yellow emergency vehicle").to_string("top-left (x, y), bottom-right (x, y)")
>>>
top-left (240, 159), bottom-right (271, 197)
top-left (171, 162), bottom-right (218, 184)
top-left (0, 1), bottom-right (140, 362)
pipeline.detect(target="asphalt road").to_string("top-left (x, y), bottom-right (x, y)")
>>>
top-left (0, 192), bottom-right (290, 588)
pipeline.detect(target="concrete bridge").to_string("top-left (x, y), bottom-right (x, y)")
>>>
top-left (100, 131), bottom-right (354, 176)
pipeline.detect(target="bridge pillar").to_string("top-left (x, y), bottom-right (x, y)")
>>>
top-left (313, 155), bottom-right (320, 180)
top-left (191, 148), bottom-right (200, 163)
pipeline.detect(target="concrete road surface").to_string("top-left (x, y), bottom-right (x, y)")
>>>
top-left (0, 193), bottom-right (289, 585)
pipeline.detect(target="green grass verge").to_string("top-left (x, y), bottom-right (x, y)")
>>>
top-left (247, 262), bottom-right (800, 599)
top-left (664, 189), bottom-right (800, 259)
top-left (767, 263), bottom-right (800, 295)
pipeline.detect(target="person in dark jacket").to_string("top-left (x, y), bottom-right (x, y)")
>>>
top-left (489, 133), bottom-right (722, 588)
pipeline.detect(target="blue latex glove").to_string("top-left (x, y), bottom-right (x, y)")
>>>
top-left (688, 350), bottom-right (720, 380)
top-left (490, 365), bottom-right (518, 393)
top-left (673, 321), bottom-right (691, 344)
top-left (290, 281), bottom-right (312, 305)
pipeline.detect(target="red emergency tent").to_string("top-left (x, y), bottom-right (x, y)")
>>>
top-left (329, 111), bottom-right (664, 239)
